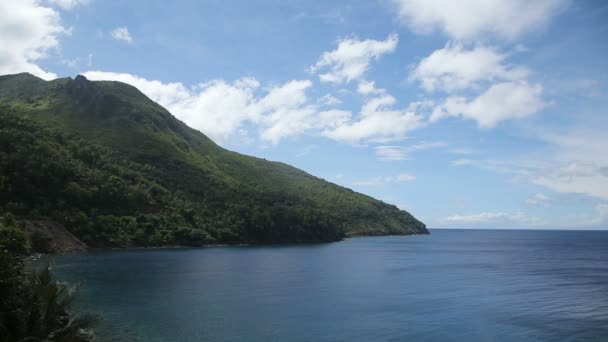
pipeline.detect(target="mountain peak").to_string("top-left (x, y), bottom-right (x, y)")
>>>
top-left (74, 74), bottom-right (88, 82)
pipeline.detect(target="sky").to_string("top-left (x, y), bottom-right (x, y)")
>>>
top-left (1, 0), bottom-right (608, 229)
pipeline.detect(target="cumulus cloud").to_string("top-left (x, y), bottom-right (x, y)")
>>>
top-left (253, 80), bottom-right (320, 144)
top-left (310, 34), bottom-right (398, 84)
top-left (375, 141), bottom-right (446, 161)
top-left (85, 71), bottom-right (255, 142)
top-left (111, 27), bottom-right (133, 43)
top-left (84, 70), bottom-right (192, 105)
top-left (430, 81), bottom-right (546, 128)
top-left (357, 80), bottom-right (385, 95)
top-left (83, 71), bottom-right (348, 144)
top-left (81, 35), bottom-right (421, 146)
top-left (0, 0), bottom-right (67, 80)
top-left (170, 78), bottom-right (259, 142)
top-left (410, 42), bottom-right (529, 92)
top-left (323, 94), bottom-right (423, 143)
top-left (391, 0), bottom-right (568, 41)
top-left (317, 109), bottom-right (351, 129)
top-left (409, 42), bottom-right (546, 128)
top-left (354, 173), bottom-right (416, 186)
top-left (83, 71), bottom-right (423, 145)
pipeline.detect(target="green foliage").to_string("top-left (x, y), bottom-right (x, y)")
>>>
top-left (0, 217), bottom-right (29, 254)
top-left (0, 73), bottom-right (427, 247)
top-left (17, 267), bottom-right (97, 342)
top-left (0, 217), bottom-right (29, 305)
top-left (1, 218), bottom-right (96, 341)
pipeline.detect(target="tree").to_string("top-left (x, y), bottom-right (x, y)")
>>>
top-left (0, 218), bottom-right (97, 342)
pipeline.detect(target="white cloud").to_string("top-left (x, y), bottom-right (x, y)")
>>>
top-left (247, 79), bottom-right (318, 144)
top-left (450, 126), bottom-right (608, 201)
top-left (171, 79), bottom-right (259, 143)
top-left (431, 81), bottom-right (546, 128)
top-left (445, 212), bottom-right (537, 225)
top-left (408, 43), bottom-right (545, 129)
top-left (533, 162), bottom-right (608, 200)
top-left (310, 34), bottom-right (398, 84)
top-left (410, 42), bottom-right (529, 92)
top-left (453, 157), bottom-right (608, 201)
top-left (454, 153), bottom-right (608, 227)
top-left (317, 109), bottom-right (352, 129)
top-left (318, 94), bottom-right (342, 106)
top-left (354, 173), bottom-right (416, 186)
top-left (46, 0), bottom-right (89, 10)
top-left (375, 146), bottom-right (411, 161)
top-left (357, 80), bottom-right (385, 95)
top-left (84, 70), bottom-right (192, 105)
top-left (111, 27), bottom-right (133, 44)
top-left (391, 0), bottom-right (568, 41)
top-left (396, 173), bottom-right (416, 181)
top-left (442, 206), bottom-right (606, 228)
top-left (537, 127), bottom-right (608, 166)
top-left (525, 193), bottom-right (552, 207)
top-left (323, 94), bottom-right (423, 143)
top-left (0, 0), bottom-right (67, 80)
top-left (526, 128), bottom-right (608, 200)
top-left (83, 71), bottom-right (346, 144)
top-left (84, 71), bottom-right (251, 142)
top-left (375, 141), bottom-right (446, 161)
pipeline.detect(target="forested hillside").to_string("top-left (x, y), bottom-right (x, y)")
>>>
top-left (0, 73), bottom-right (427, 247)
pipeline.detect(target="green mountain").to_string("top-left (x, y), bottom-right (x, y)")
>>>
top-left (0, 73), bottom-right (427, 247)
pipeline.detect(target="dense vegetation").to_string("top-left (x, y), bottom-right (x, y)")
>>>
top-left (0, 217), bottom-right (96, 341)
top-left (0, 73), bottom-right (427, 247)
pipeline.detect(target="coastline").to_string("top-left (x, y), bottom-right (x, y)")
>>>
top-left (28, 231), bottom-right (432, 256)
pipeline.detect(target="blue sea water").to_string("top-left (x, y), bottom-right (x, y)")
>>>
top-left (46, 229), bottom-right (608, 341)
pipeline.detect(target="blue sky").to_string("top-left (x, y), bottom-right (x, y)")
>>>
top-left (2, 0), bottom-right (608, 229)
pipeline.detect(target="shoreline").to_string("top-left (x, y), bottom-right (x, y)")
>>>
top-left (29, 232), bottom-right (431, 256)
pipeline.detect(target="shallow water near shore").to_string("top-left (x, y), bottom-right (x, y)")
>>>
top-left (44, 229), bottom-right (608, 341)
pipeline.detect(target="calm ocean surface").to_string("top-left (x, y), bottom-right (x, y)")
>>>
top-left (46, 229), bottom-right (608, 341)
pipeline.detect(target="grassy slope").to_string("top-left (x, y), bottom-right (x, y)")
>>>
top-left (0, 73), bottom-right (427, 242)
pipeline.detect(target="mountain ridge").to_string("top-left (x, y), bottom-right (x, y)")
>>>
top-left (0, 72), bottom-right (427, 247)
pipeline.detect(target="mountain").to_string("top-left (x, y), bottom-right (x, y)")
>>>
top-left (0, 73), bottom-right (427, 247)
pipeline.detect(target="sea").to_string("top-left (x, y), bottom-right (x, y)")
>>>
top-left (45, 229), bottom-right (608, 341)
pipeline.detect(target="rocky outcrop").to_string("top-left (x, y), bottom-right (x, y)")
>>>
top-left (23, 221), bottom-right (88, 253)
